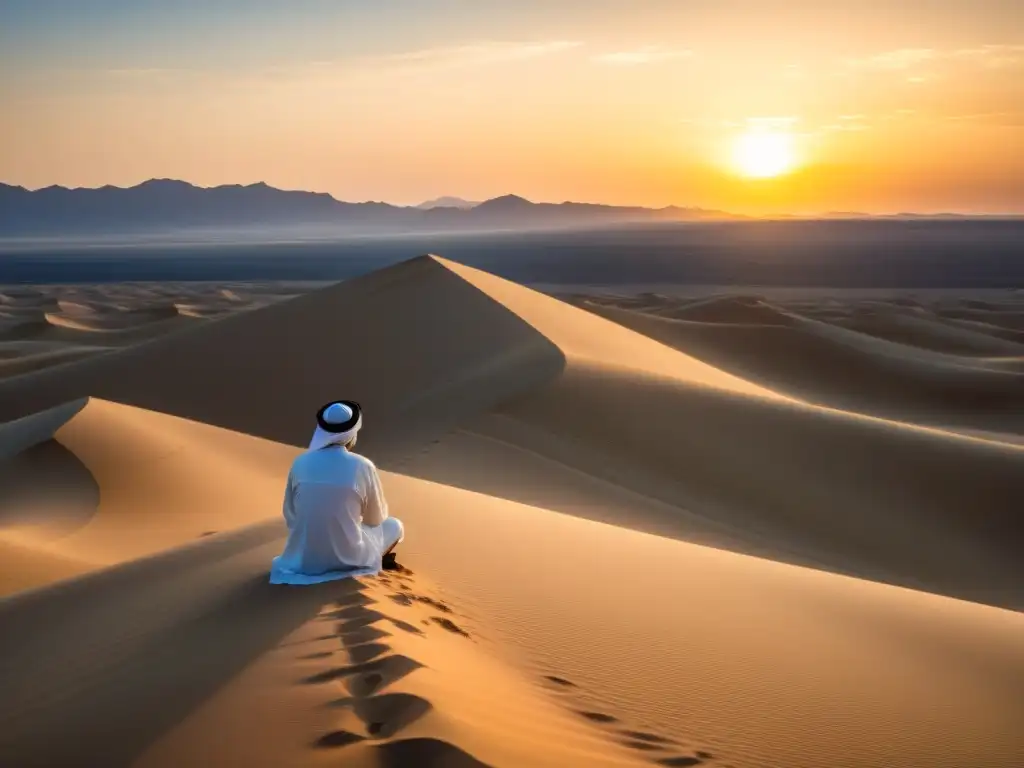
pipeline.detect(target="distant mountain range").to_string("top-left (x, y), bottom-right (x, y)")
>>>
top-left (1, 180), bottom-right (1016, 239)
top-left (0, 180), bottom-right (740, 238)
top-left (416, 196), bottom-right (480, 210)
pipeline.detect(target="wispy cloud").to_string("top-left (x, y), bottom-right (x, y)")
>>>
top-left (88, 40), bottom-right (587, 86)
top-left (819, 120), bottom-right (869, 134)
top-left (678, 115), bottom-right (799, 132)
top-left (944, 110), bottom-right (1024, 126)
top-left (847, 48), bottom-right (937, 71)
top-left (951, 44), bottom-right (1024, 67)
top-left (745, 116), bottom-right (799, 130)
top-left (846, 43), bottom-right (1024, 72)
top-left (386, 40), bottom-right (583, 68)
top-left (593, 46), bottom-right (694, 66)
top-left (825, 114), bottom-right (870, 132)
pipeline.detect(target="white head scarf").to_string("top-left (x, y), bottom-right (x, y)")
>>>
top-left (308, 400), bottom-right (363, 451)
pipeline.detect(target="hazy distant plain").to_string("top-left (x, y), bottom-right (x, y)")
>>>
top-left (2, 220), bottom-right (1023, 289)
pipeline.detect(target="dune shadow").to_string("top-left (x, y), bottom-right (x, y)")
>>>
top-left (0, 438), bottom-right (99, 538)
top-left (313, 729), bottom-right (365, 749)
top-left (308, 653), bottom-right (423, 691)
top-left (375, 737), bottom-right (492, 767)
top-left (355, 692), bottom-right (433, 739)
top-left (0, 529), bottom-right (363, 768)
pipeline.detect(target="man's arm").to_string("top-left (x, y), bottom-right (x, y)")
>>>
top-left (362, 463), bottom-right (389, 527)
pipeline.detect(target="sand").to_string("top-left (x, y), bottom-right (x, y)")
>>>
top-left (1, 256), bottom-right (1022, 768)
top-left (0, 281), bottom-right (314, 380)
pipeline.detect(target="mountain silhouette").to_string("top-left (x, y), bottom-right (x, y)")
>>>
top-left (0, 180), bottom-right (736, 237)
top-left (416, 196), bottom-right (479, 210)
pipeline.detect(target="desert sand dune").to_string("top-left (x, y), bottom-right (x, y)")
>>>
top-left (935, 314), bottom-right (1024, 343)
top-left (0, 341), bottom-right (110, 379)
top-left (938, 306), bottom-right (1024, 331)
top-left (0, 282), bottom-right (310, 377)
top-left (1, 256), bottom-right (1022, 768)
top-left (381, 472), bottom-right (1024, 768)
top-left (2, 313), bottom-right (196, 345)
top-left (45, 304), bottom-right (181, 330)
top-left (574, 300), bottom-right (1024, 434)
top-left (649, 294), bottom-right (791, 325)
top-left (172, 302), bottom-right (239, 318)
top-left (0, 398), bottom-right (295, 596)
top-left (0, 260), bottom-right (570, 462)
top-left (838, 309), bottom-right (1024, 357)
top-left (0, 291), bottom-right (52, 310)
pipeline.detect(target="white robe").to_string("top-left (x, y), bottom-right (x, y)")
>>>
top-left (270, 446), bottom-right (392, 584)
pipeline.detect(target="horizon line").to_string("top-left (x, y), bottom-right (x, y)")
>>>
top-left (3, 177), bottom-right (1022, 219)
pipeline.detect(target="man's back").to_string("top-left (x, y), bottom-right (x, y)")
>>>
top-left (271, 447), bottom-right (391, 582)
top-left (289, 447), bottom-right (384, 516)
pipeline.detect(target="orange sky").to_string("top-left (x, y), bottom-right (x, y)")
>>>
top-left (1, 1), bottom-right (1022, 214)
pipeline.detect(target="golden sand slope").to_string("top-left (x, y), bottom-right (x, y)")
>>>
top-left (420, 260), bottom-right (1024, 609)
top-left (572, 299), bottom-right (1024, 434)
top-left (1, 256), bottom-right (1022, 768)
top-left (383, 473), bottom-right (1024, 768)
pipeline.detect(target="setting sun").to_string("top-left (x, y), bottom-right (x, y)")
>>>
top-left (732, 129), bottom-right (797, 179)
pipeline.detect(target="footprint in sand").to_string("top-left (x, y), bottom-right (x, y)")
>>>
top-left (658, 757), bottom-right (707, 767)
top-left (389, 617), bottom-right (425, 635)
top-left (348, 642), bottom-right (391, 664)
top-left (341, 624), bottom-right (392, 646)
top-left (544, 675), bottom-right (577, 688)
top-left (620, 730), bottom-right (678, 747)
top-left (355, 692), bottom-right (433, 739)
top-left (577, 711), bottom-right (619, 724)
top-left (622, 739), bottom-right (664, 752)
top-left (389, 592), bottom-right (454, 613)
top-left (304, 653), bottom-right (423, 689)
top-left (297, 650), bottom-right (334, 661)
top-left (570, 703), bottom-right (706, 764)
top-left (324, 692), bottom-right (433, 741)
top-left (429, 616), bottom-right (471, 638)
top-left (314, 729), bottom-right (365, 749)
top-left (349, 655), bottom-right (423, 697)
top-left (374, 737), bottom-right (490, 767)
top-left (337, 608), bottom-right (391, 633)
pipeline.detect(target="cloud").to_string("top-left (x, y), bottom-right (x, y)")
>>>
top-left (820, 122), bottom-right (869, 134)
top-left (745, 116), bottom-right (799, 130)
top-left (146, 40), bottom-right (587, 86)
top-left (593, 46), bottom-right (694, 66)
top-left (951, 44), bottom-right (1024, 68)
top-left (944, 111), bottom-right (1024, 127)
top-left (680, 116), bottom-right (800, 133)
top-left (846, 43), bottom-right (1024, 73)
top-left (818, 114), bottom-right (870, 133)
top-left (847, 48), bottom-right (937, 71)
top-left (386, 40), bottom-right (583, 68)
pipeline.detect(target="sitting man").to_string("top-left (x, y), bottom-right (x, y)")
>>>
top-left (270, 400), bottom-right (404, 584)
